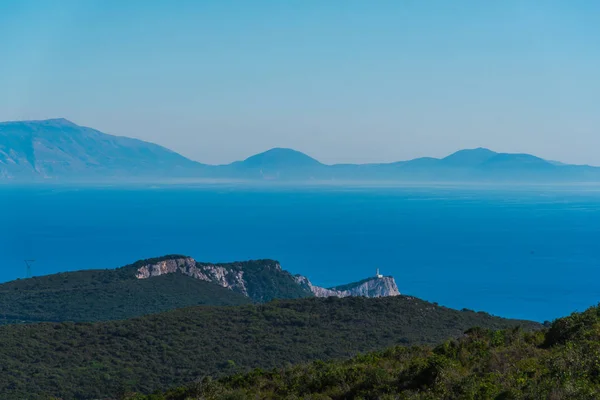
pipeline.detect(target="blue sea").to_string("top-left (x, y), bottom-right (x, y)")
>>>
top-left (2, 183), bottom-right (600, 322)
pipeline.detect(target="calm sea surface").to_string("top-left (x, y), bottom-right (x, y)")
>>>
top-left (2, 183), bottom-right (600, 322)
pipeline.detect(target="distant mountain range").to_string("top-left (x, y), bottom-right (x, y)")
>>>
top-left (2, 118), bottom-right (598, 182)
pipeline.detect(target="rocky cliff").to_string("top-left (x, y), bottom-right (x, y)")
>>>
top-left (294, 275), bottom-right (401, 298)
top-left (134, 256), bottom-right (310, 302)
top-left (134, 256), bottom-right (400, 301)
top-left (135, 257), bottom-right (249, 296)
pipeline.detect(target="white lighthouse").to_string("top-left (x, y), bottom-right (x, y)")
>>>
top-left (375, 268), bottom-right (383, 279)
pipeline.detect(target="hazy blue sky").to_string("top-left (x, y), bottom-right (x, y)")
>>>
top-left (1, 1), bottom-right (599, 165)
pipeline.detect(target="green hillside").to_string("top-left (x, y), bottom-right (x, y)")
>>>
top-left (0, 259), bottom-right (252, 324)
top-left (0, 296), bottom-right (538, 399)
top-left (0, 273), bottom-right (250, 324)
top-left (194, 259), bottom-right (312, 302)
top-left (135, 305), bottom-right (600, 400)
top-left (0, 255), bottom-right (312, 324)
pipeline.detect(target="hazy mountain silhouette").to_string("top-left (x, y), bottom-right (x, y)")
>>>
top-left (237, 148), bottom-right (322, 169)
top-left (0, 118), bottom-right (204, 179)
top-left (221, 148), bottom-right (324, 180)
top-left (1, 118), bottom-right (598, 182)
top-left (441, 147), bottom-right (498, 167)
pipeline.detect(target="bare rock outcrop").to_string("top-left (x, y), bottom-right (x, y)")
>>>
top-left (294, 275), bottom-right (401, 298)
top-left (196, 264), bottom-right (248, 296)
top-left (135, 257), bottom-right (210, 280)
top-left (135, 256), bottom-right (400, 301)
top-left (135, 257), bottom-right (248, 296)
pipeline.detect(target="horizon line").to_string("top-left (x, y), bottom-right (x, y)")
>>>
top-left (0, 117), bottom-right (594, 168)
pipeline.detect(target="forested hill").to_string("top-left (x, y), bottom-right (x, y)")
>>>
top-left (0, 255), bottom-right (309, 324)
top-left (0, 255), bottom-right (402, 324)
top-left (0, 272), bottom-right (251, 324)
top-left (138, 305), bottom-right (600, 400)
top-left (0, 296), bottom-right (539, 399)
top-left (0, 257), bottom-right (253, 324)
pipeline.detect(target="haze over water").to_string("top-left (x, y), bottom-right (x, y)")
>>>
top-left (3, 184), bottom-right (600, 323)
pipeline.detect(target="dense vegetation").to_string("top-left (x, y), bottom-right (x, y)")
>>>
top-left (0, 255), bottom-right (313, 324)
top-left (0, 296), bottom-right (537, 399)
top-left (129, 305), bottom-right (600, 400)
top-left (194, 259), bottom-right (311, 302)
top-left (127, 255), bottom-right (312, 302)
top-left (0, 267), bottom-right (250, 324)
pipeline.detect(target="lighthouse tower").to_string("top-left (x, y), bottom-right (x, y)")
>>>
top-left (375, 268), bottom-right (383, 279)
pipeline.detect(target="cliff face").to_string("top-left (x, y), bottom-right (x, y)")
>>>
top-left (293, 276), bottom-right (340, 297)
top-left (336, 276), bottom-right (401, 297)
top-left (294, 275), bottom-right (400, 298)
top-left (135, 257), bottom-right (249, 296)
top-left (134, 257), bottom-right (309, 302)
top-left (135, 256), bottom-right (400, 301)
top-left (295, 275), bottom-right (400, 297)
top-left (135, 257), bottom-right (209, 280)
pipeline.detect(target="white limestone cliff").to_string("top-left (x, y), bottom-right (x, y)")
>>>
top-left (135, 257), bottom-right (248, 296)
top-left (135, 256), bottom-right (400, 300)
top-left (294, 275), bottom-right (401, 298)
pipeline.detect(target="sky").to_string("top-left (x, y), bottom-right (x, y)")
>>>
top-left (0, 0), bottom-right (599, 165)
